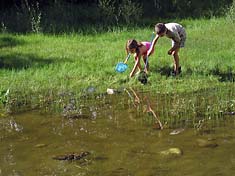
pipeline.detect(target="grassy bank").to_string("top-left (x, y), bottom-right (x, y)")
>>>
top-left (0, 17), bottom-right (234, 113)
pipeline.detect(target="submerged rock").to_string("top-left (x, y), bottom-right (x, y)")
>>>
top-left (196, 139), bottom-right (218, 148)
top-left (169, 128), bottom-right (185, 135)
top-left (160, 148), bottom-right (183, 157)
top-left (93, 156), bottom-right (109, 161)
top-left (109, 167), bottom-right (133, 176)
top-left (34, 144), bottom-right (47, 148)
top-left (52, 151), bottom-right (90, 161)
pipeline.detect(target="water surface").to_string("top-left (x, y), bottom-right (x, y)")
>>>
top-left (1, 87), bottom-right (235, 176)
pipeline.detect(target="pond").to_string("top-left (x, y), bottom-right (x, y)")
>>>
top-left (1, 86), bottom-right (235, 176)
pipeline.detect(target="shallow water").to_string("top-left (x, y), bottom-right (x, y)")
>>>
top-left (1, 87), bottom-right (235, 176)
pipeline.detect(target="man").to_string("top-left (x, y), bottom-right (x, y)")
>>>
top-left (147, 23), bottom-right (186, 76)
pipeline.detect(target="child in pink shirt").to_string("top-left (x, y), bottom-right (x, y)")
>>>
top-left (125, 39), bottom-right (154, 78)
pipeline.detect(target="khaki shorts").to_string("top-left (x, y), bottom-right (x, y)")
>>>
top-left (172, 30), bottom-right (186, 48)
top-left (180, 34), bottom-right (186, 48)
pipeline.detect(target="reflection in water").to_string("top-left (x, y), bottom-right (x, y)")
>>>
top-left (4, 144), bottom-right (16, 166)
top-left (0, 117), bottom-right (23, 133)
top-left (9, 119), bottom-right (23, 132)
top-left (0, 86), bottom-right (235, 175)
top-left (126, 87), bottom-right (163, 129)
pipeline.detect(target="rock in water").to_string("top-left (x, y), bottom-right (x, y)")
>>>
top-left (34, 144), bottom-right (47, 148)
top-left (170, 128), bottom-right (185, 135)
top-left (52, 151), bottom-right (90, 161)
top-left (160, 148), bottom-right (183, 157)
top-left (196, 139), bottom-right (218, 148)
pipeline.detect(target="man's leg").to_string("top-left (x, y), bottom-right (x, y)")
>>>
top-left (172, 48), bottom-right (180, 75)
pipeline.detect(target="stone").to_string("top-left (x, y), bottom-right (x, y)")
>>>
top-left (160, 148), bottom-right (183, 157)
top-left (196, 139), bottom-right (218, 148)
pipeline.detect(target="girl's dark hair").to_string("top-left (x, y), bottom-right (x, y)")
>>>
top-left (126, 39), bottom-right (143, 54)
top-left (155, 23), bottom-right (166, 35)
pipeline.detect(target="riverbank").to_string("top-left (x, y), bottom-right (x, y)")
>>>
top-left (0, 17), bottom-right (234, 114)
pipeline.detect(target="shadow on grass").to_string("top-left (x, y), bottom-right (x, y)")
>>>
top-left (0, 36), bottom-right (26, 48)
top-left (154, 65), bottom-right (190, 77)
top-left (153, 65), bottom-right (234, 82)
top-left (0, 52), bottom-right (70, 70)
top-left (209, 67), bottom-right (235, 82)
top-left (156, 65), bottom-right (172, 77)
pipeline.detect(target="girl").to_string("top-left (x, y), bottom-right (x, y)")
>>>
top-left (147, 23), bottom-right (186, 76)
top-left (126, 39), bottom-right (154, 78)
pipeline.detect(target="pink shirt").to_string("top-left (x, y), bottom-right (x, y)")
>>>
top-left (141, 42), bottom-right (153, 55)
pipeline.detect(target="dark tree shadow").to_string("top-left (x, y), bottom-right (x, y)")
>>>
top-left (0, 36), bottom-right (26, 49)
top-left (0, 36), bottom-right (73, 70)
top-left (0, 52), bottom-right (72, 70)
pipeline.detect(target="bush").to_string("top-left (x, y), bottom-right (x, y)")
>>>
top-left (98, 0), bottom-right (143, 25)
top-left (226, 0), bottom-right (235, 22)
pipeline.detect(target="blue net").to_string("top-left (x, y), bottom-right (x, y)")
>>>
top-left (115, 62), bottom-right (128, 73)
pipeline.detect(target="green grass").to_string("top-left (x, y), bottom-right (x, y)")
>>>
top-left (0, 17), bottom-right (235, 112)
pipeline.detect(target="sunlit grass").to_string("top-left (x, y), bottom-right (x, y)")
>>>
top-left (0, 17), bottom-right (235, 112)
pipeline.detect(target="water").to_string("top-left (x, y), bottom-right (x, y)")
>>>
top-left (1, 87), bottom-right (235, 176)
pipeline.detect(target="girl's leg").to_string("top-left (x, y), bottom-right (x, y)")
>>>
top-left (172, 48), bottom-right (180, 75)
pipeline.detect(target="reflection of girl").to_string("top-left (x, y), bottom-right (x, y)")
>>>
top-left (126, 39), bottom-right (154, 78)
top-left (128, 88), bottom-right (163, 130)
